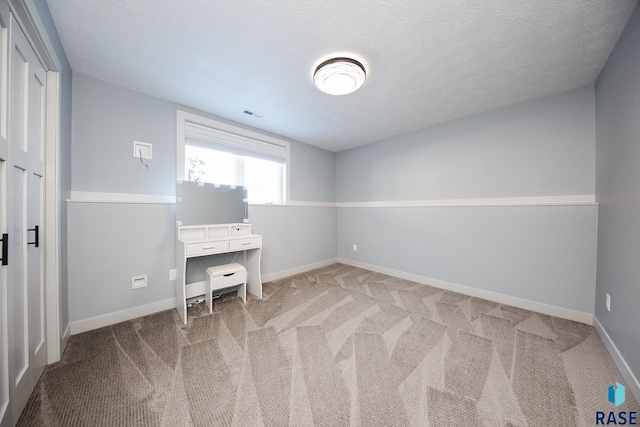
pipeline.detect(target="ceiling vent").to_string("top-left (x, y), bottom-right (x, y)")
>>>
top-left (243, 109), bottom-right (263, 118)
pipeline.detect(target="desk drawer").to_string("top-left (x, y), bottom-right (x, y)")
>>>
top-left (230, 237), bottom-right (261, 251)
top-left (186, 241), bottom-right (230, 257)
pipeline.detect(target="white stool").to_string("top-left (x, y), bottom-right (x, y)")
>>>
top-left (205, 263), bottom-right (247, 313)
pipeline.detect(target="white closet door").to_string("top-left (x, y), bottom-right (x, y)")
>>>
top-left (0, 9), bottom-right (9, 427)
top-left (4, 13), bottom-right (47, 425)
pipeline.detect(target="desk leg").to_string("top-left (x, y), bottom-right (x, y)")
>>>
top-left (246, 247), bottom-right (262, 299)
top-left (176, 244), bottom-right (187, 324)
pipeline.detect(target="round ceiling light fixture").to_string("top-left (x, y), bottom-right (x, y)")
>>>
top-left (313, 57), bottom-right (366, 95)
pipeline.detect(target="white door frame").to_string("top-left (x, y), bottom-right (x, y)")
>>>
top-left (8, 0), bottom-right (62, 364)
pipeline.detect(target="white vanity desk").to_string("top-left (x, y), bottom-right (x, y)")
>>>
top-left (176, 223), bottom-right (262, 324)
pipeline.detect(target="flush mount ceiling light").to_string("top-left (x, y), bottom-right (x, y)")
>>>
top-left (313, 57), bottom-right (366, 95)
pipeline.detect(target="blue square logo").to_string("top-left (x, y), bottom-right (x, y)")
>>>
top-left (608, 382), bottom-right (625, 407)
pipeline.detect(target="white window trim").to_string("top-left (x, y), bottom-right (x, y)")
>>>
top-left (177, 110), bottom-right (291, 204)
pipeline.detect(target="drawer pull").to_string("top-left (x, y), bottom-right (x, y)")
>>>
top-left (223, 272), bottom-right (235, 277)
top-left (202, 246), bottom-right (218, 250)
top-left (241, 242), bottom-right (252, 246)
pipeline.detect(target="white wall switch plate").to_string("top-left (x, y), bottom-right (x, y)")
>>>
top-left (169, 269), bottom-right (176, 281)
top-left (606, 293), bottom-right (611, 311)
top-left (132, 275), bottom-right (148, 289)
top-left (352, 244), bottom-right (358, 251)
top-left (133, 141), bottom-right (152, 159)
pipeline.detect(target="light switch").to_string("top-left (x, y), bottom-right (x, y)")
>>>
top-left (133, 141), bottom-right (152, 159)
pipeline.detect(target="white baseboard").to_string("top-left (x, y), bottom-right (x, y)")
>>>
top-left (337, 258), bottom-right (594, 325)
top-left (261, 258), bottom-right (339, 283)
top-left (67, 257), bottom-right (594, 337)
top-left (67, 260), bottom-right (339, 336)
top-left (594, 317), bottom-right (640, 404)
top-left (69, 298), bottom-right (177, 335)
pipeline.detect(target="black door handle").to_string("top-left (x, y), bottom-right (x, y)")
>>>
top-left (27, 225), bottom-right (39, 248)
top-left (0, 233), bottom-right (7, 266)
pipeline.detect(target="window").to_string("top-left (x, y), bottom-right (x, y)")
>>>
top-left (178, 114), bottom-right (288, 204)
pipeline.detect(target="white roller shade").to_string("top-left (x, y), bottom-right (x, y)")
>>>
top-left (185, 121), bottom-right (286, 164)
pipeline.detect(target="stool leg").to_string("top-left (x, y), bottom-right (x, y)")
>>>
top-left (205, 280), bottom-right (213, 313)
top-left (238, 282), bottom-right (246, 304)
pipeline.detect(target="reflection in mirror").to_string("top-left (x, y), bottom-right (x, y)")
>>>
top-left (176, 181), bottom-right (248, 226)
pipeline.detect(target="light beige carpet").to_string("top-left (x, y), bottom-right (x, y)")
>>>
top-left (17, 263), bottom-right (639, 426)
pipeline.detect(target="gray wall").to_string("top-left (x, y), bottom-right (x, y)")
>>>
top-left (250, 205), bottom-right (337, 274)
top-left (338, 206), bottom-right (597, 313)
top-left (68, 73), bottom-right (336, 323)
top-left (290, 140), bottom-right (335, 202)
top-left (595, 3), bottom-right (640, 383)
top-left (32, 0), bottom-right (73, 338)
top-left (69, 75), bottom-right (600, 322)
top-left (67, 203), bottom-right (176, 322)
top-left (337, 86), bottom-right (595, 201)
top-left (336, 86), bottom-right (598, 314)
top-left (72, 74), bottom-right (177, 195)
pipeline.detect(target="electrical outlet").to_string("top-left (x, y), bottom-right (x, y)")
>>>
top-left (133, 141), bottom-right (152, 159)
top-left (352, 244), bottom-right (358, 251)
top-left (606, 293), bottom-right (611, 312)
top-left (132, 275), bottom-right (147, 289)
top-left (169, 269), bottom-right (176, 281)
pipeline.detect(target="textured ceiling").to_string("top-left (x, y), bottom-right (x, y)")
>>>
top-left (46, 0), bottom-right (637, 152)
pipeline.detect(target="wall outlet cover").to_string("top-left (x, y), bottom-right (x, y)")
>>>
top-left (169, 269), bottom-right (177, 281)
top-left (132, 275), bottom-right (148, 289)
